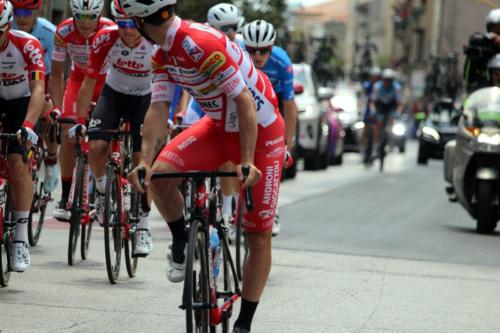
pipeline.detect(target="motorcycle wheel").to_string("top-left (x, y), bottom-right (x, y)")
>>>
top-left (476, 180), bottom-right (498, 234)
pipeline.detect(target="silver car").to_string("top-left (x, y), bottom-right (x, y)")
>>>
top-left (293, 63), bottom-right (330, 170)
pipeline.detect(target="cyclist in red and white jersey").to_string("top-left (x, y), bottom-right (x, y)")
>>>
top-left (0, 0), bottom-right (45, 272)
top-left (120, 1), bottom-right (285, 331)
top-left (68, 2), bottom-right (155, 256)
top-left (49, 0), bottom-right (115, 221)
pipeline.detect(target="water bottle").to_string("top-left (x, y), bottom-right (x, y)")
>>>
top-left (209, 227), bottom-right (221, 278)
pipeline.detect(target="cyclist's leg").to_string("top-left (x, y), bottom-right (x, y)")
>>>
top-left (153, 117), bottom-right (227, 281)
top-left (4, 98), bottom-right (34, 271)
top-left (232, 120), bottom-right (286, 332)
top-left (41, 80), bottom-right (60, 193)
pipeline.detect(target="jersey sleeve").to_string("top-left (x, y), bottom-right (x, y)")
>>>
top-left (278, 52), bottom-right (295, 101)
top-left (370, 82), bottom-right (381, 101)
top-left (21, 37), bottom-right (46, 82)
top-left (52, 29), bottom-right (67, 62)
top-left (86, 28), bottom-right (116, 79)
top-left (195, 39), bottom-right (246, 99)
top-left (45, 26), bottom-right (55, 73)
top-left (151, 48), bottom-right (177, 104)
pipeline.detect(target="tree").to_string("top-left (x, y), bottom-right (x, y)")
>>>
top-left (176, 0), bottom-right (221, 23)
top-left (235, 0), bottom-right (286, 29)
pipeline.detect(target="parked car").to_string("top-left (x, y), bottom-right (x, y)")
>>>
top-left (417, 98), bottom-right (459, 164)
top-left (293, 63), bottom-right (330, 170)
top-left (330, 88), bottom-right (364, 152)
top-left (318, 87), bottom-right (345, 165)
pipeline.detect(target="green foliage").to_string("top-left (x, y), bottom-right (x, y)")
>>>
top-left (176, 0), bottom-right (222, 23)
top-left (236, 0), bottom-right (286, 29)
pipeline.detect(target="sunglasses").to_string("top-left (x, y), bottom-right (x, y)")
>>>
top-left (74, 13), bottom-right (99, 21)
top-left (219, 24), bottom-right (238, 34)
top-left (116, 19), bottom-right (136, 29)
top-left (13, 8), bottom-right (35, 17)
top-left (245, 46), bottom-right (272, 55)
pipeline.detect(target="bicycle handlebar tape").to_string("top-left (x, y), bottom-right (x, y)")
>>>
top-left (241, 164), bottom-right (254, 211)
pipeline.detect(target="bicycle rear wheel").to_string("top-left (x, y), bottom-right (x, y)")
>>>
top-left (184, 218), bottom-right (210, 333)
top-left (81, 177), bottom-right (95, 260)
top-left (104, 166), bottom-right (122, 284)
top-left (235, 198), bottom-right (248, 282)
top-left (68, 158), bottom-right (84, 266)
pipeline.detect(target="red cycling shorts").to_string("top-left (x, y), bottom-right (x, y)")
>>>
top-left (157, 115), bottom-right (286, 233)
top-left (62, 77), bottom-right (105, 119)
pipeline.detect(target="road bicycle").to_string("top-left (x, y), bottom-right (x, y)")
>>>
top-left (150, 167), bottom-right (253, 332)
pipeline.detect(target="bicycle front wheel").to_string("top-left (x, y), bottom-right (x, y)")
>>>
top-left (0, 200), bottom-right (13, 286)
top-left (81, 178), bottom-right (95, 260)
top-left (124, 190), bottom-right (139, 278)
top-left (184, 218), bottom-right (210, 333)
top-left (68, 158), bottom-right (84, 266)
top-left (104, 166), bottom-right (122, 284)
top-left (235, 198), bottom-right (248, 282)
top-left (379, 130), bottom-right (388, 172)
top-left (28, 146), bottom-right (45, 247)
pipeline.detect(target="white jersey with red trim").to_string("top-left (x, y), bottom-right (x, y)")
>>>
top-left (0, 30), bottom-right (46, 100)
top-left (87, 26), bottom-right (154, 96)
top-left (152, 17), bottom-right (278, 134)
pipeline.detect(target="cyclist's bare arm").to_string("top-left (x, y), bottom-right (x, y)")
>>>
top-left (48, 61), bottom-right (65, 108)
top-left (234, 88), bottom-right (260, 188)
top-left (283, 99), bottom-right (298, 149)
top-left (26, 80), bottom-right (46, 125)
top-left (76, 77), bottom-right (97, 120)
top-left (142, 101), bottom-right (170, 166)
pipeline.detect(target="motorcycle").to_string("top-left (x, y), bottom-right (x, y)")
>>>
top-left (444, 87), bottom-right (500, 234)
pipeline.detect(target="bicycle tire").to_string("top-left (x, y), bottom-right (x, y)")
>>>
top-left (379, 128), bottom-right (388, 172)
top-left (104, 165), bottom-right (122, 284)
top-left (184, 218), bottom-right (210, 333)
top-left (68, 157), bottom-right (84, 266)
top-left (235, 198), bottom-right (248, 282)
top-left (28, 149), bottom-right (46, 247)
top-left (81, 177), bottom-right (95, 260)
top-left (0, 200), bottom-right (12, 287)
top-left (124, 189), bottom-right (139, 278)
top-left (28, 181), bottom-right (46, 247)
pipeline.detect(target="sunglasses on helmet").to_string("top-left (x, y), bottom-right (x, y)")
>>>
top-left (13, 8), bottom-right (35, 17)
top-left (245, 46), bottom-right (272, 55)
top-left (74, 13), bottom-right (99, 21)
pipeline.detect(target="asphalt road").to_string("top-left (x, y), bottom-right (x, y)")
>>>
top-left (2, 142), bottom-right (500, 332)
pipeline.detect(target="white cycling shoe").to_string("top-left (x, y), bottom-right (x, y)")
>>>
top-left (10, 241), bottom-right (30, 272)
top-left (134, 229), bottom-right (153, 257)
top-left (166, 242), bottom-right (186, 283)
top-left (228, 222), bottom-right (237, 242)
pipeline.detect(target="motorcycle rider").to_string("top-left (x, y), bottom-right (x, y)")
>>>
top-left (487, 53), bottom-right (500, 87)
top-left (463, 8), bottom-right (500, 93)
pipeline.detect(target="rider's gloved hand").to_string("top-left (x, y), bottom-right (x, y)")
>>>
top-left (45, 107), bottom-right (62, 122)
top-left (18, 121), bottom-right (38, 146)
top-left (284, 147), bottom-right (294, 169)
top-left (68, 118), bottom-right (86, 139)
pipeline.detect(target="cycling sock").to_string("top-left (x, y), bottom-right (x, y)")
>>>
top-left (234, 298), bottom-right (259, 332)
top-left (138, 208), bottom-right (149, 229)
top-left (95, 175), bottom-right (107, 194)
top-left (222, 194), bottom-right (233, 219)
top-left (167, 216), bottom-right (188, 243)
top-left (61, 177), bottom-right (72, 200)
top-left (13, 211), bottom-right (30, 242)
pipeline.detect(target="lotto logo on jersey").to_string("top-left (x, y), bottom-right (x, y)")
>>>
top-left (23, 40), bottom-right (44, 68)
top-left (201, 52), bottom-right (226, 78)
top-left (116, 58), bottom-right (145, 69)
top-left (182, 36), bottom-right (204, 63)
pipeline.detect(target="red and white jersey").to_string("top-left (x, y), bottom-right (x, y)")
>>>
top-left (0, 30), bottom-right (45, 100)
top-left (152, 17), bottom-right (279, 134)
top-left (52, 17), bottom-right (115, 81)
top-left (86, 26), bottom-right (154, 96)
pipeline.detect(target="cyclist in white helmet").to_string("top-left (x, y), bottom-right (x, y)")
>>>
top-left (488, 53), bottom-right (500, 87)
top-left (243, 19), bottom-right (298, 237)
top-left (49, 0), bottom-right (115, 221)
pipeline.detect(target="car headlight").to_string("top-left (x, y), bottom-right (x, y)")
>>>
top-left (478, 133), bottom-right (500, 145)
top-left (422, 126), bottom-right (440, 141)
top-left (392, 123), bottom-right (406, 136)
top-left (353, 121), bottom-right (365, 130)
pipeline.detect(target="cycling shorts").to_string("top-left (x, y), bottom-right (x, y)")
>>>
top-left (374, 110), bottom-right (399, 122)
top-left (156, 116), bottom-right (286, 233)
top-left (88, 85), bottom-right (150, 152)
top-left (0, 97), bottom-right (29, 155)
top-left (62, 77), bottom-right (105, 120)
